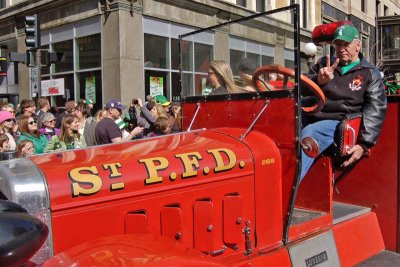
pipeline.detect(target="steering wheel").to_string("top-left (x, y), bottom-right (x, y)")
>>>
top-left (252, 65), bottom-right (326, 113)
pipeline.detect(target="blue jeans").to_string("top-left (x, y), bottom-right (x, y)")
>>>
top-left (300, 120), bottom-right (340, 181)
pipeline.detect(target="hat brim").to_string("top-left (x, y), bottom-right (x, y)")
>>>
top-left (333, 35), bottom-right (354, 43)
top-left (161, 102), bottom-right (171, 107)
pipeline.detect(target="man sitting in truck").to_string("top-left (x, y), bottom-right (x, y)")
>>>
top-left (301, 25), bottom-right (387, 181)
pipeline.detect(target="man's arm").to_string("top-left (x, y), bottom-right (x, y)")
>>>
top-left (359, 68), bottom-right (387, 147)
top-left (111, 127), bottom-right (143, 143)
top-left (343, 67), bottom-right (387, 167)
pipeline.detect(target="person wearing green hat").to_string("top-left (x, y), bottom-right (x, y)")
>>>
top-left (154, 95), bottom-right (171, 107)
top-left (300, 24), bottom-right (387, 181)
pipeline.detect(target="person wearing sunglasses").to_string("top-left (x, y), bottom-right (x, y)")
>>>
top-left (39, 112), bottom-right (60, 141)
top-left (17, 115), bottom-right (48, 154)
top-left (208, 60), bottom-right (243, 95)
top-left (0, 111), bottom-right (18, 151)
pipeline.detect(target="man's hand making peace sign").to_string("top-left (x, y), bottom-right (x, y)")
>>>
top-left (317, 56), bottom-right (339, 85)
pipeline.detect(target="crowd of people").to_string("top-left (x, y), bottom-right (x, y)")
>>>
top-left (0, 95), bottom-right (182, 160)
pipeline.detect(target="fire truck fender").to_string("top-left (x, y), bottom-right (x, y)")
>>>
top-left (42, 234), bottom-right (226, 266)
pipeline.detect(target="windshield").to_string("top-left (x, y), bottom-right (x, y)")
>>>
top-left (179, 5), bottom-right (306, 98)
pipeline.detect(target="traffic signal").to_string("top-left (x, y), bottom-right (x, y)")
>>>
top-left (46, 52), bottom-right (64, 66)
top-left (24, 14), bottom-right (41, 49)
top-left (0, 57), bottom-right (7, 76)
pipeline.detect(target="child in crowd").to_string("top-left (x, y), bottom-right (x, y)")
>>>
top-left (16, 140), bottom-right (35, 157)
top-left (148, 116), bottom-right (172, 137)
top-left (0, 133), bottom-right (11, 152)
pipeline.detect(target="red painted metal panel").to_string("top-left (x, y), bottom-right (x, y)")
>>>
top-left (125, 212), bottom-right (148, 234)
top-left (30, 129), bottom-right (259, 255)
top-left (289, 214), bottom-right (332, 242)
top-left (333, 101), bottom-right (400, 251)
top-left (161, 206), bottom-right (182, 242)
top-left (43, 234), bottom-right (225, 267)
top-left (233, 247), bottom-right (291, 267)
top-left (333, 212), bottom-right (385, 267)
top-left (239, 129), bottom-right (284, 251)
top-left (193, 200), bottom-right (216, 252)
top-left (297, 157), bottom-right (332, 212)
top-left (223, 195), bottom-right (243, 245)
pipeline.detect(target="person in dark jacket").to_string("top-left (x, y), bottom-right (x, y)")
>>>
top-left (301, 24), bottom-right (387, 181)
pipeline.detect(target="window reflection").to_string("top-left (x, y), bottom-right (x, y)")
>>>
top-left (77, 34), bottom-right (101, 70)
top-left (230, 50), bottom-right (245, 76)
top-left (53, 40), bottom-right (73, 73)
top-left (144, 34), bottom-right (169, 69)
top-left (194, 43), bottom-right (213, 73)
top-left (171, 39), bottom-right (192, 71)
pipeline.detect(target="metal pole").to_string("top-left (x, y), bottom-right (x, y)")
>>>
top-left (36, 49), bottom-right (41, 103)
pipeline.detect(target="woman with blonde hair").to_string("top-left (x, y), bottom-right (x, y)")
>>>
top-left (208, 60), bottom-right (243, 95)
top-left (95, 109), bottom-right (107, 122)
top-left (45, 113), bottom-right (86, 152)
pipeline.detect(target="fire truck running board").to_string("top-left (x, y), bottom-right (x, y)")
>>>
top-left (288, 230), bottom-right (341, 266)
top-left (291, 208), bottom-right (326, 225)
top-left (333, 202), bottom-right (371, 225)
top-left (355, 250), bottom-right (400, 266)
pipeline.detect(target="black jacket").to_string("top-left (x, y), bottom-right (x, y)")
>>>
top-left (307, 53), bottom-right (387, 148)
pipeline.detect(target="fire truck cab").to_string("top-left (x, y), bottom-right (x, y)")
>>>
top-left (1, 4), bottom-right (400, 267)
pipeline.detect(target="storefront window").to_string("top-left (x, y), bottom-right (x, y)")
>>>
top-left (230, 49), bottom-right (245, 76)
top-left (172, 39), bottom-right (192, 71)
top-left (180, 73), bottom-right (193, 97)
top-left (145, 70), bottom-right (168, 97)
top-left (41, 45), bottom-right (50, 75)
top-left (144, 34), bottom-right (169, 69)
top-left (171, 72), bottom-right (182, 102)
top-left (194, 43), bottom-right (213, 73)
top-left (247, 53), bottom-right (260, 65)
top-left (77, 70), bottom-right (102, 111)
top-left (262, 55), bottom-right (274, 65)
top-left (49, 73), bottom-right (74, 107)
top-left (194, 74), bottom-right (209, 96)
top-left (53, 40), bottom-right (73, 73)
top-left (77, 34), bottom-right (101, 70)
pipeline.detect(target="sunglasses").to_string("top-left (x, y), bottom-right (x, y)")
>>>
top-left (47, 119), bottom-right (55, 123)
top-left (4, 118), bottom-right (16, 123)
top-left (28, 120), bottom-right (37, 125)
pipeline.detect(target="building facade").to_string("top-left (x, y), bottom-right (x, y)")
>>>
top-left (0, 0), bottom-right (398, 110)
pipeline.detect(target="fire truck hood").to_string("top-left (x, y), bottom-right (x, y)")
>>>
top-left (27, 129), bottom-right (254, 212)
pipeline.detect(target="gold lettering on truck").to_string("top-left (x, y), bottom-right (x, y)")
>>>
top-left (69, 166), bottom-right (102, 197)
top-left (207, 148), bottom-right (237, 172)
top-left (139, 157), bottom-right (169, 185)
top-left (103, 163), bottom-right (122, 177)
top-left (175, 152), bottom-right (203, 178)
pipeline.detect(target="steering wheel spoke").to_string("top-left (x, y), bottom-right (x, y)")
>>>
top-left (252, 65), bottom-right (326, 113)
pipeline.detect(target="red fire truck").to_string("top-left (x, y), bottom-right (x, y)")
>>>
top-left (1, 4), bottom-right (399, 267)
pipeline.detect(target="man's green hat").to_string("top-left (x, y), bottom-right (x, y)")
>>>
top-left (333, 25), bottom-right (359, 43)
